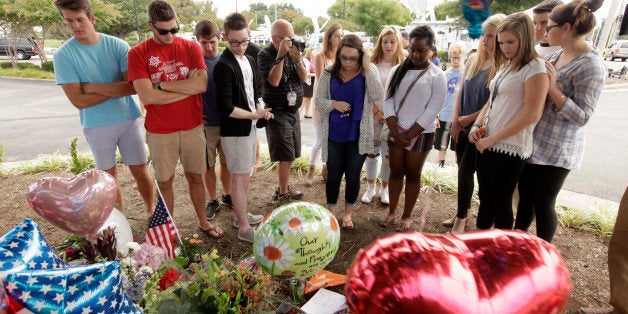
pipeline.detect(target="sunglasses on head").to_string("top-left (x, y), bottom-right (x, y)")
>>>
top-left (151, 22), bottom-right (179, 35)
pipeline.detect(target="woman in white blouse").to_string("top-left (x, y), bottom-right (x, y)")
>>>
top-left (468, 12), bottom-right (549, 230)
top-left (379, 26), bottom-right (446, 231)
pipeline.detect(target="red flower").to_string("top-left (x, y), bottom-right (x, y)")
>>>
top-left (158, 268), bottom-right (180, 290)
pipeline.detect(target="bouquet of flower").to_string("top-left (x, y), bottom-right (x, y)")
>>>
top-left (177, 233), bottom-right (204, 264)
top-left (157, 251), bottom-right (278, 313)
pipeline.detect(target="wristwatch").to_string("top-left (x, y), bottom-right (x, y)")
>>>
top-left (294, 61), bottom-right (303, 66)
top-left (156, 81), bottom-right (163, 90)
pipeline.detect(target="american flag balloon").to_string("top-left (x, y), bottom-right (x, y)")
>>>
top-left (3, 262), bottom-right (141, 313)
top-left (0, 219), bottom-right (67, 277)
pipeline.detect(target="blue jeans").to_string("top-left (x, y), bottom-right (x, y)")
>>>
top-left (326, 140), bottom-right (367, 205)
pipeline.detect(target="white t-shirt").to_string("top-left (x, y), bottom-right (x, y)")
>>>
top-left (535, 44), bottom-right (561, 58)
top-left (235, 55), bottom-right (256, 124)
top-left (483, 58), bottom-right (546, 158)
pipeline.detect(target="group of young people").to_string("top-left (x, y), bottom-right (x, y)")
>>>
top-left (48, 0), bottom-right (626, 311)
top-left (53, 0), bottom-right (309, 244)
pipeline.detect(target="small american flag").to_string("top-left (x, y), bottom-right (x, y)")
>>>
top-left (144, 193), bottom-right (179, 259)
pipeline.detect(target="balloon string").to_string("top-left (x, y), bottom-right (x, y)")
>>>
top-left (418, 164), bottom-right (439, 232)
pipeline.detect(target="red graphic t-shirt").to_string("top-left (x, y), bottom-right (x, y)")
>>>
top-left (128, 37), bottom-right (206, 134)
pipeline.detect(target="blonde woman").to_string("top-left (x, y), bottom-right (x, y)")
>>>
top-left (468, 12), bottom-right (549, 230)
top-left (442, 14), bottom-right (506, 233)
top-left (361, 26), bottom-right (405, 205)
top-left (305, 23), bottom-right (343, 185)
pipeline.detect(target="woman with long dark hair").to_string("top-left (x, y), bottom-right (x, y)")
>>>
top-left (315, 34), bottom-right (384, 229)
top-left (379, 26), bottom-right (447, 231)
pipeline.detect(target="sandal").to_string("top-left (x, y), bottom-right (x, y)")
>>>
top-left (198, 225), bottom-right (224, 238)
top-left (379, 214), bottom-right (397, 228)
top-left (396, 219), bottom-right (412, 232)
top-left (341, 219), bottom-right (354, 230)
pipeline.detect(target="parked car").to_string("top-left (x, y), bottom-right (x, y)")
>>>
top-left (604, 40), bottom-right (628, 62)
top-left (0, 37), bottom-right (38, 60)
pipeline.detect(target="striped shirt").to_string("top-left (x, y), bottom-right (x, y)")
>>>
top-left (529, 49), bottom-right (606, 170)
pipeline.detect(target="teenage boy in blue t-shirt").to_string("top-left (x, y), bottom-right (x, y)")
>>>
top-left (434, 43), bottom-right (466, 167)
top-left (53, 0), bottom-right (154, 213)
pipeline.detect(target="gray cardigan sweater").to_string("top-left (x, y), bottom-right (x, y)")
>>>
top-left (314, 65), bottom-right (384, 162)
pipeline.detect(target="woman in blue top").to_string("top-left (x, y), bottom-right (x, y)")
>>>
top-left (315, 34), bottom-right (384, 229)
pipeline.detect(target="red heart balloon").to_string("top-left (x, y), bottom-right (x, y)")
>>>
top-left (345, 230), bottom-right (571, 313)
top-left (26, 169), bottom-right (117, 238)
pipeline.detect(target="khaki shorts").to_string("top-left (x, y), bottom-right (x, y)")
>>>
top-left (204, 126), bottom-right (226, 168)
top-left (221, 128), bottom-right (256, 175)
top-left (146, 124), bottom-right (207, 182)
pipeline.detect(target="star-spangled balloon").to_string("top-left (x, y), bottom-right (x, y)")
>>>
top-left (0, 219), bottom-right (67, 277)
top-left (3, 262), bottom-right (141, 314)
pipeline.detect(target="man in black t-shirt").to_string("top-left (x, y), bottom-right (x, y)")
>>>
top-left (257, 19), bottom-right (308, 203)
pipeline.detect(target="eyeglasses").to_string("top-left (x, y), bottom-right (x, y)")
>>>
top-left (151, 22), bottom-right (179, 35)
top-left (340, 57), bottom-right (359, 63)
top-left (545, 24), bottom-right (560, 33)
top-left (228, 39), bottom-right (250, 47)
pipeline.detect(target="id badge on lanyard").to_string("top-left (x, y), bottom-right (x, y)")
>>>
top-left (287, 90), bottom-right (297, 106)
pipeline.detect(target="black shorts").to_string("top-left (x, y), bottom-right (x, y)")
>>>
top-left (265, 109), bottom-right (301, 162)
top-left (434, 120), bottom-right (455, 151)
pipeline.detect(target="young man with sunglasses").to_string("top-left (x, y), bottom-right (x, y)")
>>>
top-left (214, 13), bottom-right (273, 243)
top-left (53, 0), bottom-right (154, 214)
top-left (128, 0), bottom-right (223, 238)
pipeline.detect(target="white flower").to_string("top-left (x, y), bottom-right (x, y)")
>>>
top-left (138, 265), bottom-right (154, 276)
top-left (255, 233), bottom-right (295, 272)
top-left (280, 208), bottom-right (308, 236)
top-left (121, 256), bottom-right (137, 269)
top-left (127, 242), bottom-right (141, 252)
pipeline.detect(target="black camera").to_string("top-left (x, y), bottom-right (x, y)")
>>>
top-left (290, 37), bottom-right (306, 52)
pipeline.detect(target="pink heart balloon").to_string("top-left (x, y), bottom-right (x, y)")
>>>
top-left (345, 230), bottom-right (571, 314)
top-left (26, 169), bottom-right (117, 238)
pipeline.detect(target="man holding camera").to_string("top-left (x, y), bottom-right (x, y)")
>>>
top-left (258, 19), bottom-right (308, 204)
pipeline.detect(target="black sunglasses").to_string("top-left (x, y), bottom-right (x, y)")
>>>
top-left (151, 22), bottom-right (179, 35)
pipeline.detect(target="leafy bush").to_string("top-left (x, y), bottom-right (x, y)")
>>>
top-left (0, 138), bottom-right (4, 164)
top-left (0, 62), bottom-right (40, 70)
top-left (437, 50), bottom-right (449, 63)
top-left (69, 137), bottom-right (94, 174)
top-left (0, 68), bottom-right (55, 79)
top-left (0, 62), bottom-right (13, 69)
top-left (42, 61), bottom-right (54, 72)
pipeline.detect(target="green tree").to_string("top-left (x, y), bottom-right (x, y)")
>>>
top-left (327, 0), bottom-right (412, 37)
top-left (98, 0), bottom-right (151, 39)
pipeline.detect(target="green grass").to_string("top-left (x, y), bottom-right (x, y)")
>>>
top-left (557, 203), bottom-right (618, 237)
top-left (44, 39), bottom-right (64, 48)
top-left (14, 153), bottom-right (72, 174)
top-left (0, 68), bottom-right (55, 80)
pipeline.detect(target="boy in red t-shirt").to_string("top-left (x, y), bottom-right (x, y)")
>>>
top-left (128, 0), bottom-right (223, 238)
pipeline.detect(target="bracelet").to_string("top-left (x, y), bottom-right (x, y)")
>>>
top-left (456, 117), bottom-right (464, 128)
top-left (559, 94), bottom-right (567, 103)
top-left (472, 123), bottom-right (481, 129)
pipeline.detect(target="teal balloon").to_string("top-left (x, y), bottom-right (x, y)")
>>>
top-left (254, 202), bottom-right (340, 279)
top-left (463, 0), bottom-right (490, 39)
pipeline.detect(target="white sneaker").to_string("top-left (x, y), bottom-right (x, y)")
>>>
top-left (361, 184), bottom-right (376, 203)
top-left (380, 187), bottom-right (389, 205)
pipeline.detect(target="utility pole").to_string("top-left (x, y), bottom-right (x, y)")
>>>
top-left (595, 0), bottom-right (621, 50)
top-left (133, 0), bottom-right (141, 43)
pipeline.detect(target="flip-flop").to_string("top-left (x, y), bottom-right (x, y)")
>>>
top-left (396, 219), bottom-right (412, 232)
top-left (198, 225), bottom-right (224, 238)
top-left (379, 214), bottom-right (396, 228)
top-left (341, 220), bottom-right (354, 230)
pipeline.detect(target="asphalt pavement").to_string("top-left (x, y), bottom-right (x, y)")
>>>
top-left (0, 61), bottom-right (627, 207)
